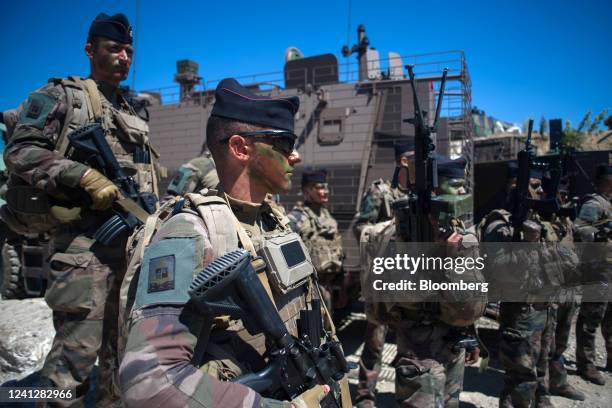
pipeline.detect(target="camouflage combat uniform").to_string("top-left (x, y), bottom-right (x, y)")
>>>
top-left (164, 154), bottom-right (219, 199)
top-left (353, 179), bottom-right (405, 406)
top-left (4, 78), bottom-right (157, 406)
top-left (482, 210), bottom-right (576, 408)
top-left (288, 200), bottom-right (343, 313)
top-left (119, 192), bottom-right (344, 407)
top-left (390, 217), bottom-right (481, 408)
top-left (575, 193), bottom-right (612, 377)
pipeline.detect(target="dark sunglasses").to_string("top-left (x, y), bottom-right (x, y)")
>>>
top-left (221, 130), bottom-right (297, 156)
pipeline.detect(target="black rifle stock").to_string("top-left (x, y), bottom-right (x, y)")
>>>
top-left (189, 249), bottom-right (353, 404)
top-left (68, 123), bottom-right (156, 244)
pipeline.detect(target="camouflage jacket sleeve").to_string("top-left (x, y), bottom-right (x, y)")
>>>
top-left (3, 82), bottom-right (89, 193)
top-left (288, 205), bottom-right (310, 237)
top-left (355, 183), bottom-right (383, 227)
top-left (577, 198), bottom-right (604, 224)
top-left (119, 212), bottom-right (290, 408)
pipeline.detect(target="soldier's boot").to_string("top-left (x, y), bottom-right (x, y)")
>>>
top-left (536, 396), bottom-right (555, 408)
top-left (549, 356), bottom-right (585, 401)
top-left (549, 384), bottom-right (585, 401)
top-left (355, 359), bottom-right (379, 407)
top-left (578, 365), bottom-right (606, 385)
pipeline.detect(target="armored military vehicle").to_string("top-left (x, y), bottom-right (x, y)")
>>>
top-left (144, 25), bottom-right (474, 273)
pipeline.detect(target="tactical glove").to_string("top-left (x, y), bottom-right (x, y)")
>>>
top-left (50, 205), bottom-right (82, 223)
top-left (79, 168), bottom-right (121, 210)
top-left (291, 384), bottom-right (330, 408)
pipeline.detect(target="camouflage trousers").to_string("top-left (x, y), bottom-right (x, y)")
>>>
top-left (41, 229), bottom-right (127, 407)
top-left (393, 321), bottom-right (465, 408)
top-left (576, 301), bottom-right (612, 369)
top-left (548, 301), bottom-right (577, 390)
top-left (356, 321), bottom-right (388, 404)
top-left (498, 303), bottom-right (555, 408)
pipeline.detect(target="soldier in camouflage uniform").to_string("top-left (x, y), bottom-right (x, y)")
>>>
top-left (353, 143), bottom-right (412, 407)
top-left (575, 163), bottom-right (612, 386)
top-left (119, 79), bottom-right (339, 407)
top-left (288, 168), bottom-right (343, 315)
top-left (481, 168), bottom-right (578, 408)
top-left (389, 156), bottom-right (482, 408)
top-left (3, 13), bottom-right (159, 406)
top-left (164, 149), bottom-right (219, 199)
top-left (548, 181), bottom-right (584, 401)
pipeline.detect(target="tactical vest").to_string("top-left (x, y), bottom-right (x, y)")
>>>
top-left (120, 190), bottom-right (322, 378)
top-left (2, 77), bottom-right (159, 235)
top-left (479, 209), bottom-right (578, 302)
top-left (361, 218), bottom-right (486, 327)
top-left (293, 202), bottom-right (343, 275)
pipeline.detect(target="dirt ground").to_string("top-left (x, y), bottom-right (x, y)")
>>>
top-left (2, 298), bottom-right (612, 407)
top-left (338, 310), bottom-right (612, 408)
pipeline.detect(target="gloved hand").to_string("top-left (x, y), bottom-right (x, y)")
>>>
top-left (50, 205), bottom-right (82, 223)
top-left (79, 168), bottom-right (121, 210)
top-left (291, 384), bottom-right (330, 408)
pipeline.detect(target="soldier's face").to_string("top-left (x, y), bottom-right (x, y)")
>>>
top-left (248, 141), bottom-right (301, 194)
top-left (397, 153), bottom-right (415, 187)
top-left (86, 38), bottom-right (133, 85)
top-left (438, 177), bottom-right (466, 196)
top-left (303, 183), bottom-right (329, 205)
top-left (528, 178), bottom-right (544, 200)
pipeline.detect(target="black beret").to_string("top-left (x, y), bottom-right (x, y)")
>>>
top-left (437, 156), bottom-right (466, 179)
top-left (595, 163), bottom-right (612, 179)
top-left (211, 78), bottom-right (299, 133)
top-left (394, 142), bottom-right (415, 159)
top-left (302, 168), bottom-right (327, 186)
top-left (88, 13), bottom-right (133, 44)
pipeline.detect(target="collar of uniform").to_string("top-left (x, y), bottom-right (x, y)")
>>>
top-left (303, 201), bottom-right (323, 215)
top-left (224, 193), bottom-right (262, 226)
top-left (92, 79), bottom-right (120, 105)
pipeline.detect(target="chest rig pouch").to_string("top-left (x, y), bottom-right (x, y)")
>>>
top-left (258, 231), bottom-right (314, 295)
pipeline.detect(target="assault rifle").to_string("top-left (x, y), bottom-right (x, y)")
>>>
top-left (511, 120), bottom-right (572, 241)
top-left (189, 250), bottom-right (353, 406)
top-left (393, 66), bottom-right (448, 242)
top-left (68, 123), bottom-right (157, 245)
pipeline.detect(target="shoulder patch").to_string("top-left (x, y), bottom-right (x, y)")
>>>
top-left (167, 166), bottom-right (195, 195)
top-left (18, 92), bottom-right (57, 129)
top-left (148, 255), bottom-right (176, 293)
top-left (134, 237), bottom-right (197, 309)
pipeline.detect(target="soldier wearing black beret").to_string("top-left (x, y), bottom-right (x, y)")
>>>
top-left (3, 11), bottom-right (158, 406)
top-left (119, 79), bottom-right (346, 407)
top-left (289, 168), bottom-right (344, 319)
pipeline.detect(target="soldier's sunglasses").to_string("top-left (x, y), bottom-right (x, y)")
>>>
top-left (221, 130), bottom-right (297, 156)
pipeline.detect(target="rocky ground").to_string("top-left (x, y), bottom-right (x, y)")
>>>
top-left (1, 297), bottom-right (612, 407)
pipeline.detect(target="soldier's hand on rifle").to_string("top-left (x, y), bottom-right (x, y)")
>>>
top-left (79, 168), bottom-right (121, 210)
top-left (291, 384), bottom-right (330, 408)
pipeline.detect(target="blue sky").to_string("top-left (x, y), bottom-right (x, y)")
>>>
top-left (2, 0), bottom-right (611, 127)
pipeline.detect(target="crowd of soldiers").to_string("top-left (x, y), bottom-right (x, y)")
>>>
top-left (0, 10), bottom-right (611, 408)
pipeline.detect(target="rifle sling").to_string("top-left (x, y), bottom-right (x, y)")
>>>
top-left (116, 197), bottom-right (150, 224)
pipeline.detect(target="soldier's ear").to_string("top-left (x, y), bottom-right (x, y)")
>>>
top-left (85, 43), bottom-right (94, 59)
top-left (227, 135), bottom-right (250, 163)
